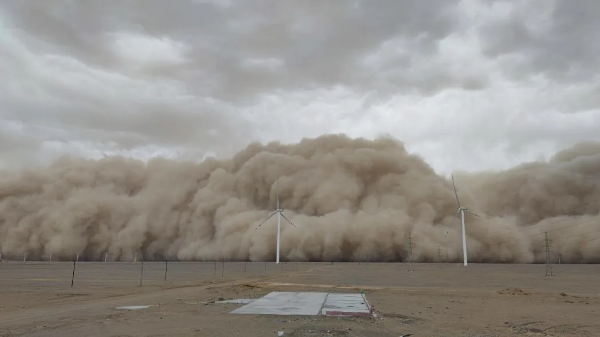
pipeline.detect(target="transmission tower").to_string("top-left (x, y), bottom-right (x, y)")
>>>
top-left (407, 233), bottom-right (415, 272)
top-left (544, 231), bottom-right (554, 277)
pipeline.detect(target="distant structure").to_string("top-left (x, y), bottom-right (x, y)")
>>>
top-left (449, 175), bottom-right (480, 267)
top-left (256, 179), bottom-right (297, 264)
top-left (406, 233), bottom-right (415, 272)
top-left (544, 232), bottom-right (555, 276)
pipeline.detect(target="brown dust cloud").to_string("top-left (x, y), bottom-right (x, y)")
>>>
top-left (0, 134), bottom-right (599, 263)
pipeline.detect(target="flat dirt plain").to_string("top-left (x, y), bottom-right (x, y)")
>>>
top-left (0, 261), bottom-right (599, 336)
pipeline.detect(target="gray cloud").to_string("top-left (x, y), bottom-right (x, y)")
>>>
top-left (0, 0), bottom-right (465, 99)
top-left (477, 0), bottom-right (600, 82)
top-left (0, 0), bottom-right (599, 174)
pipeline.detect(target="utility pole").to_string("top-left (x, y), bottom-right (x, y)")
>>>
top-left (139, 254), bottom-right (144, 286)
top-left (437, 246), bottom-right (442, 269)
top-left (71, 260), bottom-right (76, 287)
top-left (544, 232), bottom-right (554, 277)
top-left (164, 260), bottom-right (168, 281)
top-left (407, 233), bottom-right (415, 272)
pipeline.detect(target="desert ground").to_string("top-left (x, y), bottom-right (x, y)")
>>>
top-left (0, 261), bottom-right (599, 336)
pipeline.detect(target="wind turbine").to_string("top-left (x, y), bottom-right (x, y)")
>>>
top-left (256, 179), bottom-right (296, 264)
top-left (449, 174), bottom-right (479, 266)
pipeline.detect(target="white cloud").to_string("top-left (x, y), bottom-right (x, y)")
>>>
top-left (109, 32), bottom-right (189, 67)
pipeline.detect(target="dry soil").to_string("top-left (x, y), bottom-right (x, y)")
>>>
top-left (0, 261), bottom-right (599, 336)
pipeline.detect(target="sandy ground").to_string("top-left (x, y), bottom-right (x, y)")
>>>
top-left (0, 261), bottom-right (599, 336)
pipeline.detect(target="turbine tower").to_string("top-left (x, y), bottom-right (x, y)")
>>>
top-left (256, 179), bottom-right (296, 264)
top-left (450, 174), bottom-right (479, 266)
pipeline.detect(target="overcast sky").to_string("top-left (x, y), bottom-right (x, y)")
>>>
top-left (1, 0), bottom-right (599, 174)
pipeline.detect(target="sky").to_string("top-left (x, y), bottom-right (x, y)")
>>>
top-left (1, 0), bottom-right (599, 174)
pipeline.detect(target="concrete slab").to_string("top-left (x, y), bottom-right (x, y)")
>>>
top-left (230, 292), bottom-right (374, 317)
top-left (321, 293), bottom-right (371, 317)
top-left (215, 299), bottom-right (255, 304)
top-left (115, 305), bottom-right (150, 310)
top-left (230, 292), bottom-right (328, 316)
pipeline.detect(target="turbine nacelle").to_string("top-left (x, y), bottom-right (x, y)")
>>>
top-left (255, 178), bottom-right (297, 264)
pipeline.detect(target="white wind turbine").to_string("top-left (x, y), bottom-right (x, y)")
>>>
top-left (256, 179), bottom-right (296, 264)
top-left (449, 174), bottom-right (479, 266)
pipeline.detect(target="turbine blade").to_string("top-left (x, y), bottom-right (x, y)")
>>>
top-left (445, 209), bottom-right (461, 237)
top-left (276, 178), bottom-right (280, 209)
top-left (255, 211), bottom-right (277, 229)
top-left (449, 209), bottom-right (460, 227)
top-left (280, 213), bottom-right (296, 227)
top-left (465, 210), bottom-right (480, 217)
top-left (451, 174), bottom-right (461, 208)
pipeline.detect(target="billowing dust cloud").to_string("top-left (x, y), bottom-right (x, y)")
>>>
top-left (0, 135), bottom-right (599, 263)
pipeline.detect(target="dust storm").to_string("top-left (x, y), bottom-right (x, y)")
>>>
top-left (0, 135), bottom-right (598, 263)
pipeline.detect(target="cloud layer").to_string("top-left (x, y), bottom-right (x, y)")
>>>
top-left (0, 2), bottom-right (599, 262)
top-left (1, 1), bottom-right (600, 173)
top-left (1, 134), bottom-right (598, 263)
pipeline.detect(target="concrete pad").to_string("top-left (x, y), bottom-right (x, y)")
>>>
top-left (321, 293), bottom-right (372, 317)
top-left (115, 305), bottom-right (150, 310)
top-left (230, 292), bottom-right (328, 316)
top-left (230, 292), bottom-right (373, 317)
top-left (215, 299), bottom-right (255, 304)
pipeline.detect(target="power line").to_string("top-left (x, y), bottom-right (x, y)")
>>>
top-left (512, 233), bottom-right (600, 263)
top-left (441, 199), bottom-right (600, 254)
top-left (551, 228), bottom-right (600, 245)
top-left (486, 198), bottom-right (600, 238)
top-left (547, 234), bottom-right (600, 250)
top-left (488, 211), bottom-right (600, 240)
top-left (486, 215), bottom-right (600, 247)
top-left (450, 216), bottom-right (600, 263)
